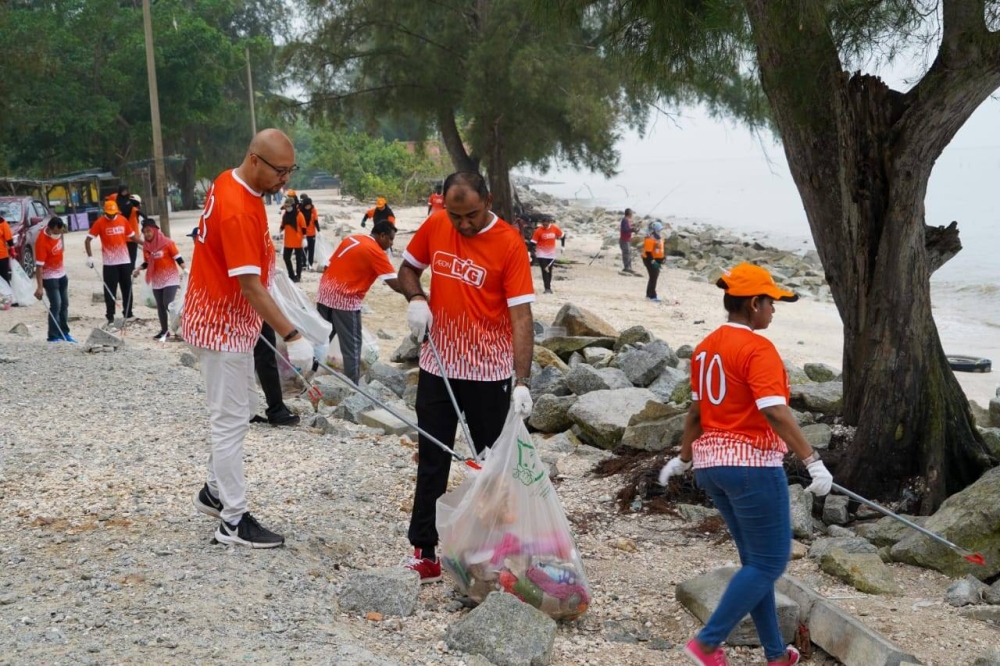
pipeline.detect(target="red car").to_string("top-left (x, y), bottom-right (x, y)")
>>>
top-left (0, 196), bottom-right (53, 278)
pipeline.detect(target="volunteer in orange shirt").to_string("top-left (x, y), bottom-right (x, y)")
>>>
top-left (133, 218), bottom-right (186, 341)
top-left (641, 220), bottom-right (666, 303)
top-left (0, 213), bottom-right (13, 286)
top-left (280, 199), bottom-right (306, 282)
top-left (299, 194), bottom-right (320, 269)
top-left (426, 184), bottom-right (444, 216)
top-left (658, 263), bottom-right (833, 666)
top-left (33, 217), bottom-right (75, 343)
top-left (361, 196), bottom-right (395, 228)
top-left (115, 184), bottom-right (142, 269)
top-left (398, 171), bottom-right (535, 582)
top-left (529, 215), bottom-right (565, 294)
top-left (316, 221), bottom-right (403, 383)
top-left (183, 128), bottom-right (313, 549)
top-left (86, 199), bottom-right (138, 326)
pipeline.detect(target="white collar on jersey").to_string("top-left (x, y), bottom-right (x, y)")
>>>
top-left (231, 169), bottom-right (262, 197)
top-left (478, 212), bottom-right (499, 234)
top-left (723, 322), bottom-right (754, 332)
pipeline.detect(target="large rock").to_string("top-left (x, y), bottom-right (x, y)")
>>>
top-left (784, 361), bottom-right (811, 385)
top-left (822, 495), bottom-right (850, 525)
top-left (564, 364), bottom-right (631, 395)
top-left (808, 536), bottom-right (878, 560)
top-left (539, 336), bottom-right (616, 360)
top-left (790, 382), bottom-right (843, 414)
top-left (582, 347), bottom-right (613, 366)
top-left (528, 394), bottom-right (578, 433)
top-left (613, 325), bottom-right (653, 352)
top-left (944, 575), bottom-right (988, 607)
top-left (670, 378), bottom-right (693, 405)
top-left (801, 423), bottom-right (833, 450)
top-left (312, 376), bottom-right (352, 406)
top-left (567, 388), bottom-right (658, 449)
top-left (676, 567), bottom-right (798, 646)
top-left (551, 303), bottom-right (618, 338)
top-left (390, 335), bottom-right (420, 363)
top-left (332, 393), bottom-right (376, 423)
top-left (804, 362), bottom-right (841, 382)
top-left (533, 345), bottom-right (570, 374)
top-left (990, 399), bottom-right (1000, 428)
top-left (648, 366), bottom-right (688, 403)
top-left (855, 515), bottom-right (929, 548)
top-left (643, 339), bottom-right (680, 368)
top-left (8, 322), bottom-right (30, 337)
top-left (365, 362), bottom-right (408, 398)
top-left (621, 402), bottom-right (687, 452)
top-left (820, 549), bottom-right (900, 595)
top-left (788, 485), bottom-right (814, 540)
top-left (531, 430), bottom-right (580, 454)
top-left (339, 568), bottom-right (420, 617)
top-left (979, 427), bottom-right (1000, 459)
top-left (445, 592), bottom-right (557, 666)
top-left (972, 648), bottom-right (1000, 666)
top-left (611, 349), bottom-right (667, 387)
top-left (84, 327), bottom-right (123, 352)
top-left (986, 579), bottom-right (1000, 605)
top-left (360, 408), bottom-right (417, 436)
top-left (529, 365), bottom-right (570, 399)
top-left (891, 466), bottom-right (1000, 580)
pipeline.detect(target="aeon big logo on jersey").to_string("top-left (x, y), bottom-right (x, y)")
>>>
top-left (432, 251), bottom-right (486, 288)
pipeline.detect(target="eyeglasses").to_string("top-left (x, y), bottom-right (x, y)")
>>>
top-left (252, 153), bottom-right (300, 177)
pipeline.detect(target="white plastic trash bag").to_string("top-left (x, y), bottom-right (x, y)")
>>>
top-left (10, 260), bottom-right (36, 306)
top-left (436, 408), bottom-right (591, 620)
top-left (140, 279), bottom-right (155, 309)
top-left (269, 270), bottom-right (332, 347)
top-left (314, 234), bottom-right (334, 270)
top-left (167, 275), bottom-right (186, 334)
top-left (0, 276), bottom-right (14, 309)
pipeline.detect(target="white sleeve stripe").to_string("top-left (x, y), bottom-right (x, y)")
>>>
top-left (173, 254), bottom-right (183, 260)
top-left (756, 396), bottom-right (787, 409)
top-left (691, 392), bottom-right (700, 401)
top-left (507, 294), bottom-right (535, 307)
top-left (35, 260), bottom-right (45, 266)
top-left (401, 251), bottom-right (427, 270)
top-left (377, 273), bottom-right (397, 281)
top-left (228, 266), bottom-right (261, 277)
top-left (86, 235), bottom-right (97, 240)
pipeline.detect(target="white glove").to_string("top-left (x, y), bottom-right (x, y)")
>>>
top-left (657, 457), bottom-right (693, 486)
top-left (285, 336), bottom-right (314, 369)
top-left (513, 385), bottom-right (533, 416)
top-left (805, 460), bottom-right (833, 496)
top-left (86, 257), bottom-right (94, 269)
top-left (407, 298), bottom-right (433, 340)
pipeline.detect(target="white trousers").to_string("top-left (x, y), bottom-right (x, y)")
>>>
top-left (198, 348), bottom-right (258, 523)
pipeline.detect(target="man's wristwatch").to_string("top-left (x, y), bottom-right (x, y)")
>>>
top-left (406, 293), bottom-right (427, 302)
top-left (801, 451), bottom-right (821, 466)
top-left (283, 328), bottom-right (300, 342)
top-left (514, 376), bottom-right (530, 387)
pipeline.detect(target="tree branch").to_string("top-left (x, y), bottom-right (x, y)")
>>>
top-left (293, 84), bottom-right (445, 108)
top-left (925, 220), bottom-right (962, 275)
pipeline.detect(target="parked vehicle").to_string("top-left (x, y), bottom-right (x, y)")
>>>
top-left (0, 196), bottom-right (54, 278)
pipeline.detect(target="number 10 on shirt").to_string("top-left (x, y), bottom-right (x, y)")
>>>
top-left (695, 351), bottom-right (727, 405)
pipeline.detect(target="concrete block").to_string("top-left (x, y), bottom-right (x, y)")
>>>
top-left (676, 567), bottom-right (798, 646)
top-left (775, 575), bottom-right (824, 624)
top-left (359, 408), bottom-right (416, 436)
top-left (808, 600), bottom-right (921, 665)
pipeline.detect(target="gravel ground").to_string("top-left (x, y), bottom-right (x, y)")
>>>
top-left (1, 193), bottom-right (996, 665)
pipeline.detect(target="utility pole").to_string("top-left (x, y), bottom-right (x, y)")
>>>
top-left (142, 0), bottom-right (170, 236)
top-left (246, 46), bottom-right (257, 136)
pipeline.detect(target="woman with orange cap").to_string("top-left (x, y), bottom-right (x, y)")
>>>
top-left (659, 262), bottom-right (834, 666)
top-left (361, 197), bottom-right (395, 228)
top-left (280, 197), bottom-right (306, 282)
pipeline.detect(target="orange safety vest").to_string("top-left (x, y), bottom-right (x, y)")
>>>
top-left (643, 235), bottom-right (665, 260)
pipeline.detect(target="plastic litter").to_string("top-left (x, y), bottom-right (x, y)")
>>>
top-left (437, 408), bottom-right (590, 620)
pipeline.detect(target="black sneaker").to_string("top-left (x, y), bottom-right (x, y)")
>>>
top-left (249, 414), bottom-right (268, 424)
top-left (267, 409), bottom-right (300, 427)
top-left (192, 484), bottom-right (223, 519)
top-left (214, 513), bottom-right (284, 549)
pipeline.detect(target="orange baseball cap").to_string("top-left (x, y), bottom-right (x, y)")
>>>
top-left (716, 262), bottom-right (798, 302)
top-left (103, 200), bottom-right (120, 215)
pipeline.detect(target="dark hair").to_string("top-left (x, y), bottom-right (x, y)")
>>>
top-left (281, 205), bottom-right (299, 227)
top-left (723, 293), bottom-right (771, 314)
top-left (443, 172), bottom-right (489, 200)
top-left (371, 220), bottom-right (396, 237)
top-left (117, 183), bottom-right (129, 195)
top-left (47, 217), bottom-right (65, 230)
top-left (434, 184), bottom-right (442, 194)
top-left (299, 195), bottom-right (312, 206)
top-left (624, 208), bottom-right (632, 215)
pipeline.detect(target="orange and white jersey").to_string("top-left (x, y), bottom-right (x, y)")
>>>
top-left (403, 210), bottom-right (534, 381)
top-left (144, 240), bottom-right (183, 289)
top-left (427, 192), bottom-right (445, 213)
top-left (690, 322), bottom-right (789, 468)
top-left (318, 234), bottom-right (396, 311)
top-left (34, 232), bottom-right (65, 280)
top-left (87, 214), bottom-right (135, 266)
top-left (282, 212), bottom-right (306, 249)
top-left (531, 224), bottom-right (563, 259)
top-left (0, 221), bottom-right (12, 260)
top-left (182, 169), bottom-right (275, 353)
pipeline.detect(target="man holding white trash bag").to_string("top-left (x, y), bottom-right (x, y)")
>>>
top-left (182, 129), bottom-right (313, 549)
top-left (399, 172), bottom-right (536, 582)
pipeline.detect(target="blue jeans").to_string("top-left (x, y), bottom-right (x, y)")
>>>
top-left (694, 466), bottom-right (791, 660)
top-left (42, 276), bottom-right (70, 341)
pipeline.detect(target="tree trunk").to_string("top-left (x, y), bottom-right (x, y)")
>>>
top-left (485, 120), bottom-right (514, 223)
top-left (177, 157), bottom-right (197, 210)
top-left (437, 107), bottom-right (479, 174)
top-left (744, 0), bottom-right (997, 512)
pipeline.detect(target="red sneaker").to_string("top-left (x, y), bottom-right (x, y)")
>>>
top-left (401, 548), bottom-right (442, 584)
top-left (767, 647), bottom-right (801, 665)
top-left (684, 638), bottom-right (728, 666)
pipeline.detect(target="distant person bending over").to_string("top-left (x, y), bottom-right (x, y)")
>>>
top-left (316, 221), bottom-right (403, 384)
top-left (619, 208), bottom-right (637, 274)
top-left (361, 197), bottom-right (395, 228)
top-left (33, 217), bottom-right (75, 342)
top-left (133, 218), bottom-right (185, 341)
top-left (641, 220), bottom-right (665, 303)
top-left (427, 184), bottom-right (445, 216)
top-left (659, 262), bottom-right (833, 666)
top-left (529, 215), bottom-right (564, 294)
top-left (300, 194), bottom-right (320, 270)
top-left (280, 200), bottom-right (307, 282)
top-left (86, 199), bottom-right (138, 327)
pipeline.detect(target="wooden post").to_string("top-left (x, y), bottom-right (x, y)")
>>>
top-left (142, 0), bottom-right (170, 236)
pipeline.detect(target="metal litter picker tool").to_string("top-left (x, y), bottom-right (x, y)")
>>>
top-left (41, 296), bottom-right (68, 341)
top-left (831, 483), bottom-right (985, 566)
top-left (257, 334), bottom-right (482, 471)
